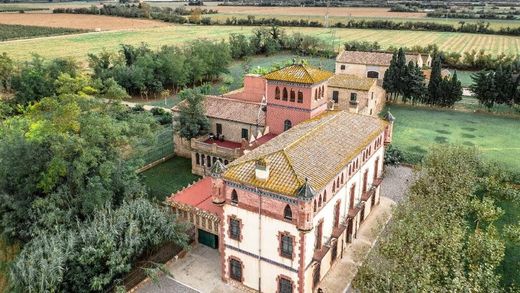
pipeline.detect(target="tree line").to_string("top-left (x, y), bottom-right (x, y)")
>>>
top-left (471, 66), bottom-right (520, 110)
top-left (353, 146), bottom-right (520, 292)
top-left (344, 40), bottom-right (520, 71)
top-left (52, 4), bottom-right (520, 37)
top-left (383, 48), bottom-right (463, 108)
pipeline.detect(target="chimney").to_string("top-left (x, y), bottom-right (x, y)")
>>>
top-left (255, 158), bottom-right (269, 181)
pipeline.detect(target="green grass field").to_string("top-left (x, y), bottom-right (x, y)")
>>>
top-left (140, 156), bottom-right (200, 201)
top-left (1, 25), bottom-right (519, 61)
top-left (386, 104), bottom-right (520, 171)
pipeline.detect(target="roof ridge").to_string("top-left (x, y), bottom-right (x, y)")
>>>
top-left (280, 149), bottom-right (303, 187)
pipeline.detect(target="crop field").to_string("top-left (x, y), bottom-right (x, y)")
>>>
top-left (0, 23), bottom-right (86, 41)
top-left (0, 13), bottom-right (167, 31)
top-left (386, 104), bottom-right (520, 171)
top-left (0, 24), bottom-right (518, 61)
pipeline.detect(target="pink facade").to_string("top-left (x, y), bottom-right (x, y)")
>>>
top-left (224, 74), bottom-right (267, 103)
top-left (265, 81), bottom-right (329, 134)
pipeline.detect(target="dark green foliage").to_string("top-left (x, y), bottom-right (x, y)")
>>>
top-left (0, 53), bottom-right (14, 92)
top-left (9, 198), bottom-right (188, 292)
top-left (173, 88), bottom-right (210, 140)
top-left (384, 144), bottom-right (403, 166)
top-left (344, 41), bottom-right (381, 52)
top-left (471, 67), bottom-right (520, 110)
top-left (11, 55), bottom-right (79, 105)
top-left (427, 55), bottom-right (443, 105)
top-left (0, 24), bottom-right (85, 41)
top-left (89, 41), bottom-right (231, 97)
top-left (229, 33), bottom-right (253, 59)
top-left (354, 146), bottom-right (518, 291)
top-left (383, 49), bottom-right (427, 105)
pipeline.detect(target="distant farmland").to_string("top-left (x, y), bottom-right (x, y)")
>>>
top-left (0, 24), bottom-right (518, 61)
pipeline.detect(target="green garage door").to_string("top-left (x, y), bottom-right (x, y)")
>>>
top-left (198, 229), bottom-right (219, 249)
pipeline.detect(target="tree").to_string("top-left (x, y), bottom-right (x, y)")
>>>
top-left (438, 71), bottom-right (463, 107)
top-left (383, 51), bottom-right (399, 101)
top-left (471, 71), bottom-right (497, 110)
top-left (427, 55), bottom-right (443, 105)
top-left (229, 33), bottom-right (253, 59)
top-left (173, 88), bottom-right (209, 140)
top-left (354, 146), bottom-right (515, 292)
top-left (401, 61), bottom-right (426, 104)
top-left (0, 53), bottom-right (14, 92)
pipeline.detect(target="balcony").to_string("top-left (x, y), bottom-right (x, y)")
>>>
top-left (361, 187), bottom-right (376, 202)
top-left (191, 135), bottom-right (243, 159)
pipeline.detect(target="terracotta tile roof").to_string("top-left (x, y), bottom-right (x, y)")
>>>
top-left (336, 51), bottom-right (420, 66)
top-left (328, 74), bottom-right (376, 91)
top-left (264, 64), bottom-right (333, 84)
top-left (167, 177), bottom-right (223, 218)
top-left (223, 111), bottom-right (387, 197)
top-left (172, 95), bottom-right (265, 126)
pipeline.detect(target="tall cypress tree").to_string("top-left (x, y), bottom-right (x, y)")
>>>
top-left (383, 51), bottom-right (399, 101)
top-left (428, 56), bottom-right (442, 105)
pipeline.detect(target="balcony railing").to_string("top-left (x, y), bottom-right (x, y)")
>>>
top-left (191, 135), bottom-right (243, 159)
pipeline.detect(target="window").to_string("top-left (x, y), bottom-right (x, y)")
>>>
top-left (195, 153), bottom-right (200, 165)
top-left (318, 194), bottom-right (322, 207)
top-left (229, 258), bottom-right (242, 282)
top-left (207, 156), bottom-right (211, 167)
top-left (216, 123), bottom-right (222, 135)
top-left (229, 218), bottom-right (241, 240)
top-left (231, 189), bottom-right (238, 205)
top-left (280, 234), bottom-right (293, 258)
top-left (371, 92), bottom-right (374, 100)
top-left (350, 92), bottom-right (357, 103)
top-left (334, 201), bottom-right (341, 228)
top-left (279, 277), bottom-right (293, 293)
top-left (283, 204), bottom-right (292, 220)
top-left (314, 88), bottom-right (318, 100)
top-left (290, 90), bottom-right (295, 102)
top-left (349, 184), bottom-right (356, 209)
top-left (284, 120), bottom-right (292, 131)
top-left (315, 221), bottom-right (323, 250)
top-left (340, 65), bottom-right (346, 70)
top-left (275, 86), bottom-right (280, 100)
top-left (297, 91), bottom-right (303, 103)
top-left (241, 128), bottom-right (249, 140)
top-left (313, 200), bottom-right (317, 212)
top-left (332, 90), bottom-right (339, 104)
top-left (282, 88), bottom-right (288, 101)
top-left (323, 190), bottom-right (327, 202)
top-left (201, 154), bottom-right (205, 166)
top-left (321, 86), bottom-right (325, 97)
top-left (367, 71), bottom-right (379, 78)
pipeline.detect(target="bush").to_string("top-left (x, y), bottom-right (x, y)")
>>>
top-left (384, 144), bottom-right (404, 166)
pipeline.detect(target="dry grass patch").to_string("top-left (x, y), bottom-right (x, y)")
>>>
top-left (0, 13), bottom-right (167, 31)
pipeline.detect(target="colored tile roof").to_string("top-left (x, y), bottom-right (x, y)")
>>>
top-left (223, 111), bottom-right (387, 197)
top-left (167, 177), bottom-right (223, 218)
top-left (264, 64), bottom-right (333, 85)
top-left (336, 50), bottom-right (420, 66)
top-left (172, 95), bottom-right (265, 126)
top-left (328, 74), bottom-right (377, 91)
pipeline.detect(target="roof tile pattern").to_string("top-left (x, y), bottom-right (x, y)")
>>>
top-left (336, 51), bottom-right (420, 66)
top-left (328, 74), bottom-right (376, 91)
top-left (264, 64), bottom-right (333, 84)
top-left (173, 95), bottom-right (265, 126)
top-left (224, 111), bottom-right (387, 196)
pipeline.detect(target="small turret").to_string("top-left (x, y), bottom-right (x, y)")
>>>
top-left (296, 178), bottom-right (316, 232)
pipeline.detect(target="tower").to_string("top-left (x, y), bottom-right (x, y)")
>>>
top-left (263, 63), bottom-right (334, 134)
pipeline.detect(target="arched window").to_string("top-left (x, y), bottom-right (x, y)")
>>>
top-left (318, 194), bottom-right (322, 207)
top-left (313, 200), bottom-right (317, 212)
top-left (231, 189), bottom-right (238, 204)
top-left (341, 173), bottom-right (344, 184)
top-left (275, 87), bottom-right (281, 100)
top-left (323, 190), bottom-right (327, 202)
top-left (284, 120), bottom-right (292, 131)
top-left (314, 88), bottom-right (318, 100)
top-left (290, 90), bottom-right (295, 102)
top-left (201, 154), bottom-right (205, 165)
top-left (297, 91), bottom-right (303, 103)
top-left (367, 71), bottom-right (379, 79)
top-left (321, 85), bottom-right (324, 97)
top-left (282, 88), bottom-right (288, 101)
top-left (195, 153), bottom-right (200, 165)
top-left (318, 87), bottom-right (322, 99)
top-left (284, 204), bottom-right (292, 220)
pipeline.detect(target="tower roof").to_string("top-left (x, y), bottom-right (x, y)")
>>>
top-left (264, 64), bottom-right (333, 85)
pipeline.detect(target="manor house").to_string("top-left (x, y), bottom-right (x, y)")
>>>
top-left (169, 61), bottom-right (394, 292)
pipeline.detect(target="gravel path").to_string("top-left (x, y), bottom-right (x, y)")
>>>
top-left (381, 166), bottom-right (415, 203)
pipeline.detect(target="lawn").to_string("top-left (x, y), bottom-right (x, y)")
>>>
top-left (140, 156), bottom-right (200, 202)
top-left (1, 25), bottom-right (519, 61)
top-left (386, 104), bottom-right (520, 172)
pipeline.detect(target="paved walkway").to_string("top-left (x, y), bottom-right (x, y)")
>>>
top-left (318, 196), bottom-right (396, 293)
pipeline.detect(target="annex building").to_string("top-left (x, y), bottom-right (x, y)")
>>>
top-left (169, 59), bottom-right (394, 292)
